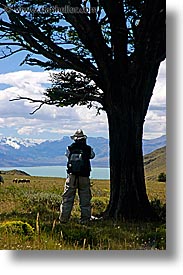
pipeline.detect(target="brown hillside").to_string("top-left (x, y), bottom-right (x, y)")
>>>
top-left (0, 169), bottom-right (30, 176)
top-left (144, 146), bottom-right (166, 182)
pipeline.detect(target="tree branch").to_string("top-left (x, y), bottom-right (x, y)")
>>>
top-left (9, 96), bottom-right (52, 115)
top-left (9, 88), bottom-right (104, 114)
top-left (7, 5), bottom-right (98, 74)
top-left (134, 0), bottom-right (166, 67)
top-left (0, 49), bottom-right (24, 59)
top-left (9, 69), bottom-right (104, 113)
top-left (99, 0), bottom-right (128, 72)
top-left (61, 0), bottom-right (112, 80)
top-left (0, 1), bottom-right (100, 83)
top-left (0, 42), bottom-right (21, 46)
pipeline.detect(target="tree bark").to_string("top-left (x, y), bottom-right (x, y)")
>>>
top-left (103, 77), bottom-right (157, 221)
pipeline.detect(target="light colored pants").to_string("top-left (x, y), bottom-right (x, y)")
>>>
top-left (59, 174), bottom-right (92, 222)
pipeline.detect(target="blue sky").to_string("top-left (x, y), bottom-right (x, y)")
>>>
top-left (0, 51), bottom-right (166, 140)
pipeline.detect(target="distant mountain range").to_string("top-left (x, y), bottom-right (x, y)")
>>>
top-left (0, 135), bottom-right (166, 168)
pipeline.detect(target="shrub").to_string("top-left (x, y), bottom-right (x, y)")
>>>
top-left (158, 172), bottom-right (166, 182)
top-left (91, 197), bottom-right (108, 215)
top-left (22, 191), bottom-right (61, 213)
top-left (150, 198), bottom-right (166, 222)
top-left (0, 221), bottom-right (34, 239)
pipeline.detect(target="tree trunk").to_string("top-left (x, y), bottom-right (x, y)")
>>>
top-left (103, 82), bottom-right (156, 221)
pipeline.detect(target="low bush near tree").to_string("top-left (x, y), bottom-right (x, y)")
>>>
top-left (158, 172), bottom-right (166, 182)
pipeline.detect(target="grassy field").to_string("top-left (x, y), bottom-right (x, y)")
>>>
top-left (0, 169), bottom-right (166, 250)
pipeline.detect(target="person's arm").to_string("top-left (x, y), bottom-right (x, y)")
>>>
top-left (90, 147), bottom-right (95, 159)
top-left (65, 147), bottom-right (70, 158)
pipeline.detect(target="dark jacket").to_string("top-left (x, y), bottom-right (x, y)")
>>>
top-left (66, 141), bottom-right (95, 177)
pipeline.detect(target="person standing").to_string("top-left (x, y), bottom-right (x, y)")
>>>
top-left (59, 129), bottom-right (95, 224)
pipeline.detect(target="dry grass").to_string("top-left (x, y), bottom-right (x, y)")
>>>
top-left (0, 172), bottom-right (165, 250)
top-left (0, 147), bottom-right (166, 250)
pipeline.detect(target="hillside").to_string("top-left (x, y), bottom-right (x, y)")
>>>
top-left (0, 169), bottom-right (30, 176)
top-left (144, 146), bottom-right (166, 181)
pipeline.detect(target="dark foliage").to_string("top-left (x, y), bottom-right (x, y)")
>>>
top-left (158, 172), bottom-right (166, 182)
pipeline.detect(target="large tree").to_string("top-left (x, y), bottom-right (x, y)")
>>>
top-left (0, 0), bottom-right (166, 220)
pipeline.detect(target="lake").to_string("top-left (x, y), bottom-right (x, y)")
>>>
top-left (1, 166), bottom-right (110, 180)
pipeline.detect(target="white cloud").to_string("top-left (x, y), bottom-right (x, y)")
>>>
top-left (0, 70), bottom-right (109, 138)
top-left (143, 60), bottom-right (166, 139)
top-left (0, 62), bottom-right (166, 139)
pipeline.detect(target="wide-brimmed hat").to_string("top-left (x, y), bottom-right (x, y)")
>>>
top-left (70, 129), bottom-right (87, 140)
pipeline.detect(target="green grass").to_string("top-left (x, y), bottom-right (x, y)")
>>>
top-left (0, 173), bottom-right (166, 250)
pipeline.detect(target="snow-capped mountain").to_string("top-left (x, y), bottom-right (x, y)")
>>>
top-left (0, 137), bottom-right (45, 149)
top-left (0, 135), bottom-right (166, 168)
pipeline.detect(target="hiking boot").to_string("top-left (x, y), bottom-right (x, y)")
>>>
top-left (80, 216), bottom-right (100, 225)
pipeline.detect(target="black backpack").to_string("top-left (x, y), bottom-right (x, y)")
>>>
top-left (67, 148), bottom-right (86, 175)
